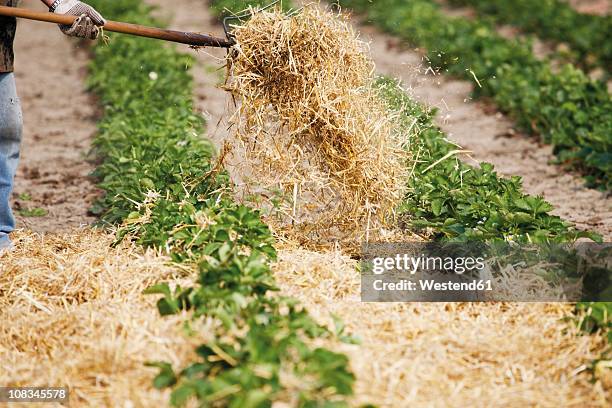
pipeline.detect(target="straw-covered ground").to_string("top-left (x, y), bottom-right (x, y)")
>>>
top-left (1, 231), bottom-right (609, 407)
top-left (0, 229), bottom-right (200, 407)
top-left (0, 0), bottom-right (609, 406)
top-left (273, 243), bottom-right (612, 406)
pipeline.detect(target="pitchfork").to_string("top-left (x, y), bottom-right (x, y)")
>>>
top-left (0, 1), bottom-right (291, 49)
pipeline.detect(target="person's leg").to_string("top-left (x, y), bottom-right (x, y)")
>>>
top-left (0, 72), bottom-right (23, 248)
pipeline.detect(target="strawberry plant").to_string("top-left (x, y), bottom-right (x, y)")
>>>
top-left (577, 302), bottom-right (612, 342)
top-left (375, 76), bottom-right (599, 244)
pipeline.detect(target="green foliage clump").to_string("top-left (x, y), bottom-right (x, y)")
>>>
top-left (576, 302), bottom-right (612, 343)
top-left (210, 0), bottom-right (292, 16)
top-left (376, 77), bottom-right (597, 244)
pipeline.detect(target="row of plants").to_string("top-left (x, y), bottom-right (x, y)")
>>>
top-left (337, 0), bottom-right (612, 191)
top-left (378, 75), bottom-right (611, 352)
top-left (86, 0), bottom-right (356, 406)
top-left (446, 0), bottom-right (612, 72)
top-left (376, 77), bottom-right (597, 244)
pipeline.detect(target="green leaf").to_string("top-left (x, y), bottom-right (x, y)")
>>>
top-left (431, 199), bottom-right (444, 216)
top-left (240, 389), bottom-right (269, 408)
top-left (143, 283), bottom-right (171, 297)
top-left (146, 362), bottom-right (177, 389)
top-left (170, 385), bottom-right (195, 407)
top-left (18, 207), bottom-right (48, 217)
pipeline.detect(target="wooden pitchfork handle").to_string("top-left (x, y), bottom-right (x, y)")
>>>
top-left (0, 5), bottom-right (234, 48)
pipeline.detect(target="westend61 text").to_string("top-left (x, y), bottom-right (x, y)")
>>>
top-left (373, 279), bottom-right (493, 292)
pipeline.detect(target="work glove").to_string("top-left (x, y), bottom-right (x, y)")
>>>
top-left (50, 0), bottom-right (106, 40)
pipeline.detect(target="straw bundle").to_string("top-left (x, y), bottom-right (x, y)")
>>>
top-left (224, 5), bottom-right (409, 247)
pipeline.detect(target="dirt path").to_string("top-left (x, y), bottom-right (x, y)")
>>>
top-left (10, 0), bottom-right (99, 233)
top-left (346, 16), bottom-right (612, 240)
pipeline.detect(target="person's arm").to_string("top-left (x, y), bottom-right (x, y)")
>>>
top-left (39, 0), bottom-right (106, 40)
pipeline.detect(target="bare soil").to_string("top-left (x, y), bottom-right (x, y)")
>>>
top-left (569, 0), bottom-right (610, 15)
top-left (10, 0), bottom-right (99, 233)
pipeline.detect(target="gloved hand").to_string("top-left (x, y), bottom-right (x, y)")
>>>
top-left (50, 0), bottom-right (106, 40)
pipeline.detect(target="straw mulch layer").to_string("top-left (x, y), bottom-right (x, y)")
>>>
top-left (0, 229), bottom-right (201, 407)
top-left (272, 244), bottom-right (612, 407)
top-left (2, 230), bottom-right (609, 407)
top-left (224, 6), bottom-right (409, 248)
